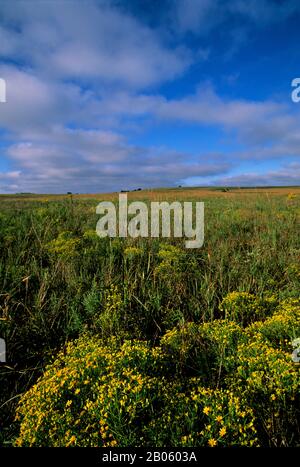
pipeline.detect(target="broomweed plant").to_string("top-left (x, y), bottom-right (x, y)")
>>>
top-left (15, 295), bottom-right (300, 447)
top-left (15, 336), bottom-right (258, 447)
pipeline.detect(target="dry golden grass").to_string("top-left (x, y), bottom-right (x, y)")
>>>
top-left (1, 186), bottom-right (299, 203)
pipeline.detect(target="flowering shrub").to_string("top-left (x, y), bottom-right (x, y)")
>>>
top-left (161, 320), bottom-right (242, 384)
top-left (219, 291), bottom-right (277, 326)
top-left (154, 244), bottom-right (185, 280)
top-left (15, 335), bottom-right (258, 447)
top-left (150, 384), bottom-right (258, 447)
top-left (46, 231), bottom-right (80, 259)
top-left (227, 339), bottom-right (300, 446)
top-left (14, 295), bottom-right (300, 447)
top-left (246, 299), bottom-right (300, 348)
top-left (15, 337), bottom-right (165, 447)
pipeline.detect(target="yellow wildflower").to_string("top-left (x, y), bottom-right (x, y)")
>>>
top-left (208, 438), bottom-right (217, 447)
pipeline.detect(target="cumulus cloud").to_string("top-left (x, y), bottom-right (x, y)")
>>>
top-left (96, 85), bottom-right (300, 158)
top-left (0, 0), bottom-right (193, 88)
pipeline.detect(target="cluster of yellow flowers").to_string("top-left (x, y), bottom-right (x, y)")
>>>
top-left (219, 291), bottom-right (278, 326)
top-left (160, 320), bottom-right (243, 383)
top-left (15, 295), bottom-right (300, 447)
top-left (157, 384), bottom-right (258, 447)
top-left (246, 298), bottom-right (300, 346)
top-left (154, 244), bottom-right (183, 277)
top-left (124, 246), bottom-right (143, 258)
top-left (82, 229), bottom-right (99, 241)
top-left (46, 231), bottom-right (80, 259)
top-left (15, 334), bottom-right (259, 447)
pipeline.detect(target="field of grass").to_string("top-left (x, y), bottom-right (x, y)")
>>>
top-left (0, 187), bottom-right (299, 447)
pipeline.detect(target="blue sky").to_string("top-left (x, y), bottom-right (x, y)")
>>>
top-left (0, 0), bottom-right (300, 193)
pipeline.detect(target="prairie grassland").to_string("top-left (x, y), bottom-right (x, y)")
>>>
top-left (0, 187), bottom-right (299, 446)
top-left (1, 185), bottom-right (300, 202)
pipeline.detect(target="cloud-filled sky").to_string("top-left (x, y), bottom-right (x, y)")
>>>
top-left (0, 0), bottom-right (300, 193)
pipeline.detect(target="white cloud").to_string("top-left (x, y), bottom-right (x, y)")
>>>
top-left (0, 1), bottom-right (193, 89)
top-left (214, 162), bottom-right (300, 186)
top-left (4, 130), bottom-right (231, 193)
